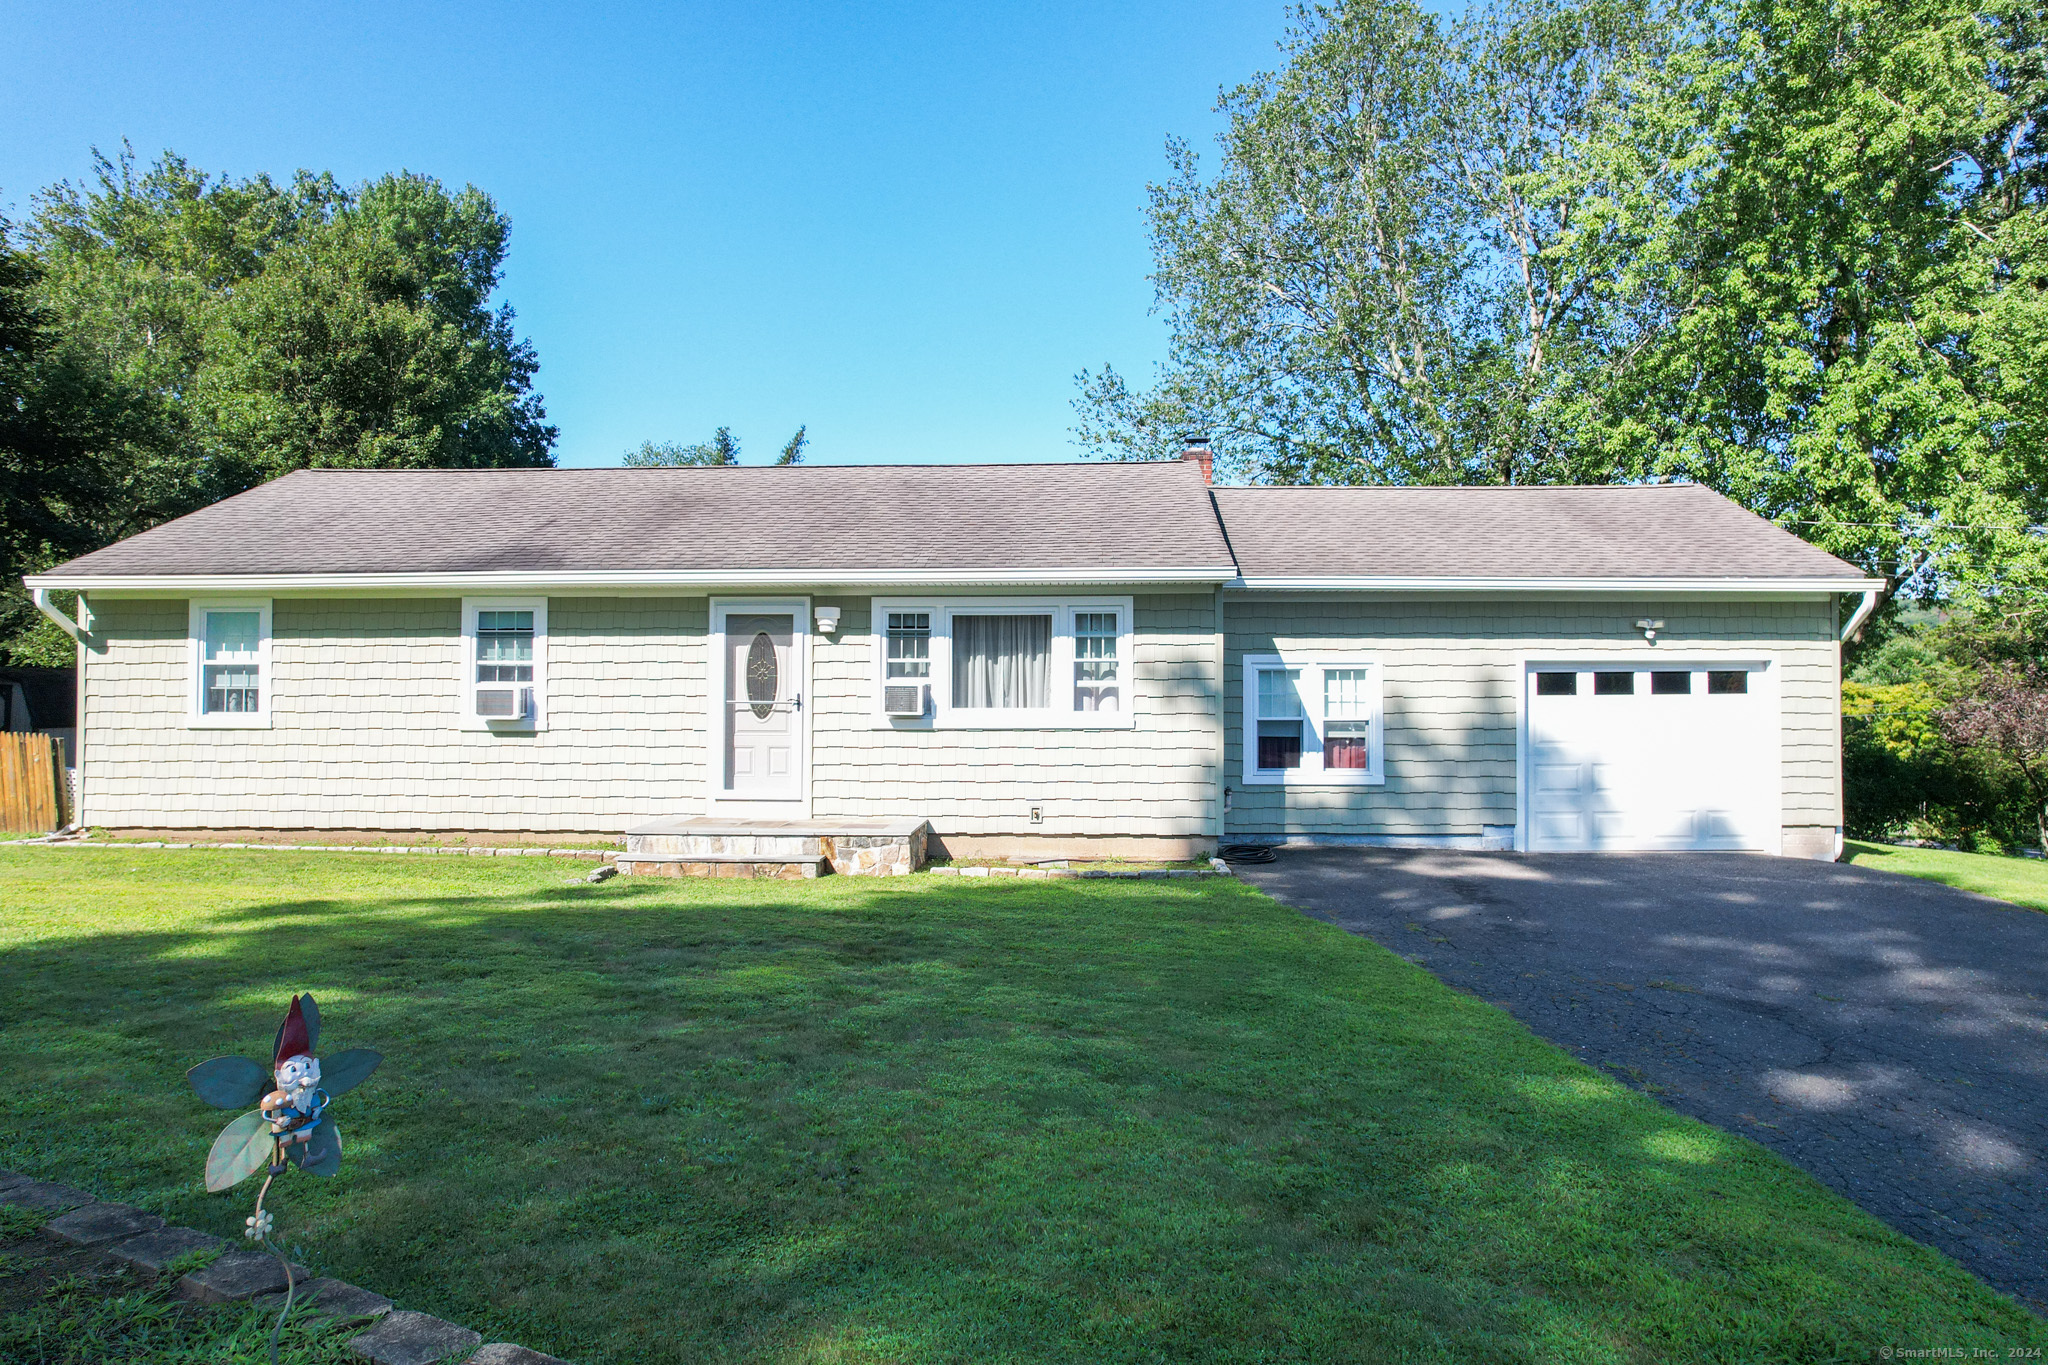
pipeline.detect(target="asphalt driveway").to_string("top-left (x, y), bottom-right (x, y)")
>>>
top-left (1235, 847), bottom-right (2048, 1313)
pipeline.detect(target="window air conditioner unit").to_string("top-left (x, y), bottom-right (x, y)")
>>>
top-left (475, 687), bottom-right (533, 721)
top-left (882, 684), bottom-right (929, 717)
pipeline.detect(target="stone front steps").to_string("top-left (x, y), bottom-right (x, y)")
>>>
top-left (619, 818), bottom-right (927, 878)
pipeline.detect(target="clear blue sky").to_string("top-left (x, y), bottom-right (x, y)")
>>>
top-left (0, 1), bottom-right (1299, 468)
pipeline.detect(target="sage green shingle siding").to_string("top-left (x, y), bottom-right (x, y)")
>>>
top-left (806, 594), bottom-right (1219, 837)
top-left (77, 589), bottom-right (1841, 855)
top-left (76, 591), bottom-right (1219, 838)
top-left (1223, 595), bottom-right (1841, 854)
top-left (80, 596), bottom-right (708, 832)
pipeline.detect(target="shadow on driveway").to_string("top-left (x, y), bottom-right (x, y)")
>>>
top-left (1236, 847), bottom-right (2048, 1314)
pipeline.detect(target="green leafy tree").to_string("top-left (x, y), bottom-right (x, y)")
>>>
top-left (623, 425), bottom-right (809, 467)
top-left (0, 214), bottom-right (123, 664)
top-left (1074, 0), bottom-right (1659, 484)
top-left (624, 427), bottom-right (740, 466)
top-left (1080, 0), bottom-right (2047, 619)
top-left (1589, 0), bottom-right (2048, 607)
top-left (776, 426), bottom-right (807, 465)
top-left (2, 148), bottom-right (557, 662)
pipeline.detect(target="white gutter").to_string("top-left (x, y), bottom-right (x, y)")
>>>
top-left (1228, 575), bottom-right (1888, 594)
top-left (30, 586), bottom-right (88, 639)
top-left (1839, 587), bottom-right (1880, 642)
top-left (23, 566), bottom-right (1244, 594)
top-left (25, 569), bottom-right (1891, 598)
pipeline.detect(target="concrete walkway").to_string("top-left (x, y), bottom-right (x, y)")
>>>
top-left (1236, 847), bottom-right (2048, 1313)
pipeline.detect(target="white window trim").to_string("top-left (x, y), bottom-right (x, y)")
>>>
top-left (187, 598), bottom-right (273, 729)
top-left (1241, 653), bottom-right (1384, 785)
top-left (869, 596), bottom-right (1136, 730)
top-left (460, 597), bottom-right (548, 732)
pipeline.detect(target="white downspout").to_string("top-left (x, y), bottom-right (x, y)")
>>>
top-left (31, 586), bottom-right (88, 640)
top-left (1832, 588), bottom-right (1881, 863)
top-left (1839, 588), bottom-right (1878, 642)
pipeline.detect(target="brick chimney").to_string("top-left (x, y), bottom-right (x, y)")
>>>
top-left (1179, 435), bottom-right (1213, 484)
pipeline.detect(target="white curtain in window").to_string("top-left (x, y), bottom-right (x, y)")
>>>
top-left (952, 614), bottom-right (1051, 708)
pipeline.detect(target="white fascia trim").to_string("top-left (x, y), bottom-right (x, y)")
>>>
top-left (25, 566), bottom-right (1241, 594)
top-left (1227, 575), bottom-right (1888, 594)
top-left (1839, 588), bottom-right (1880, 642)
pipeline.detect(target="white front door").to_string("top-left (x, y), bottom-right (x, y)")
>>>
top-left (717, 607), bottom-right (804, 802)
top-left (1525, 662), bottom-right (1776, 852)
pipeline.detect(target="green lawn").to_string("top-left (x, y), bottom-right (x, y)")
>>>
top-left (0, 850), bottom-right (2038, 1364)
top-left (1846, 839), bottom-right (2048, 913)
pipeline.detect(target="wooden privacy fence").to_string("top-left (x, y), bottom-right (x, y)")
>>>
top-left (0, 733), bottom-right (68, 833)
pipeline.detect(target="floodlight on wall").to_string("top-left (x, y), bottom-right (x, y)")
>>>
top-left (814, 605), bottom-right (841, 635)
top-left (1635, 618), bottom-right (1665, 643)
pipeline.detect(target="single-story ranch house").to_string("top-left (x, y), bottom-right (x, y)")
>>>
top-left (26, 450), bottom-right (1882, 868)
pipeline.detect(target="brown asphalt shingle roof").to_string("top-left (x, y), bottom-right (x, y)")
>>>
top-left (1212, 483), bottom-right (1863, 580)
top-left (40, 464), bottom-right (1865, 583)
top-left (47, 463), bottom-right (1236, 577)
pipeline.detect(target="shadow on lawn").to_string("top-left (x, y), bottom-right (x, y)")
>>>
top-left (2, 858), bottom-right (2042, 1363)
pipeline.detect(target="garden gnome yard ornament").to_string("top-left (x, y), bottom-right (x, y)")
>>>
top-left (186, 994), bottom-right (381, 1364)
top-left (263, 997), bottom-right (327, 1155)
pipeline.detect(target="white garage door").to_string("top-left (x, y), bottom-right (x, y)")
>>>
top-left (1525, 663), bottom-right (1776, 852)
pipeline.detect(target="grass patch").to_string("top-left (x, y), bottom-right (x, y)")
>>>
top-left (1845, 839), bottom-right (2048, 913)
top-left (0, 1245), bottom-right (354, 1363)
top-left (0, 848), bottom-right (2040, 1364)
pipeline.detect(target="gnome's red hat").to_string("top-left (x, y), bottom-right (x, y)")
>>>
top-left (274, 995), bottom-right (313, 1067)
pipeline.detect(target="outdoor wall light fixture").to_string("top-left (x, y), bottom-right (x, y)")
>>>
top-left (1635, 618), bottom-right (1665, 643)
top-left (814, 605), bottom-right (841, 635)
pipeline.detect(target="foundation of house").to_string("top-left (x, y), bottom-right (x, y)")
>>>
top-left (618, 818), bottom-right (928, 878)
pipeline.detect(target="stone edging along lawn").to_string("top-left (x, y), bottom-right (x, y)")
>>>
top-left (927, 858), bottom-right (1233, 880)
top-left (0, 1167), bottom-right (566, 1365)
top-left (8, 837), bottom-right (1237, 879)
top-left (15, 836), bottom-right (618, 860)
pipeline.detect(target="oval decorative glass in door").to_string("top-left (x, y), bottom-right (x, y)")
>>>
top-left (746, 631), bottom-right (778, 719)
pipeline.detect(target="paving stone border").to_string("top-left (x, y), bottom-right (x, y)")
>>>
top-left (13, 838), bottom-right (618, 862)
top-left (0, 1165), bottom-right (569, 1364)
top-left (927, 857), bottom-right (1234, 880)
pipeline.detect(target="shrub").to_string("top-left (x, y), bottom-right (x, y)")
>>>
top-left (1842, 682), bottom-right (2033, 851)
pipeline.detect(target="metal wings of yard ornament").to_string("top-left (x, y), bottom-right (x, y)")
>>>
top-left (186, 995), bottom-right (381, 1360)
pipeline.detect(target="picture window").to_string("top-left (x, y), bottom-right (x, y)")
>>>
top-left (870, 597), bottom-right (1133, 728)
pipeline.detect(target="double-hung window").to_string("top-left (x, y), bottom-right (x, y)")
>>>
top-left (886, 613), bottom-right (931, 682)
top-left (871, 598), bottom-right (1133, 728)
top-left (1073, 612), bottom-right (1120, 712)
top-left (462, 598), bottom-right (548, 729)
top-left (188, 599), bottom-right (272, 728)
top-left (1243, 655), bottom-right (1383, 783)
